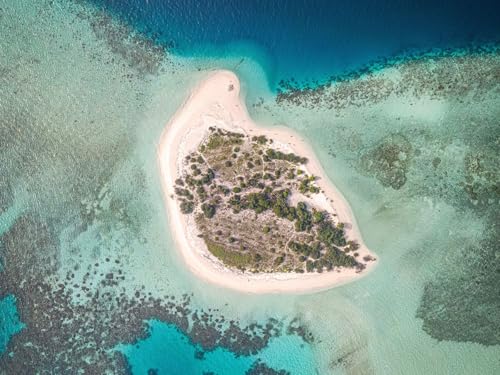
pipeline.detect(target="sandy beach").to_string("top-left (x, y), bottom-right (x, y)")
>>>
top-left (157, 70), bottom-right (376, 294)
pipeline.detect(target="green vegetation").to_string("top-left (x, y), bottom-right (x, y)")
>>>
top-left (317, 222), bottom-right (347, 247)
top-left (265, 149), bottom-right (308, 164)
top-left (252, 135), bottom-right (268, 144)
top-left (205, 239), bottom-right (253, 270)
top-left (173, 127), bottom-right (364, 274)
top-left (201, 203), bottom-right (216, 218)
top-left (206, 131), bottom-right (243, 150)
top-left (180, 201), bottom-right (194, 214)
top-left (290, 241), bottom-right (321, 259)
top-left (312, 209), bottom-right (325, 224)
top-left (294, 202), bottom-right (312, 232)
top-left (299, 175), bottom-right (318, 194)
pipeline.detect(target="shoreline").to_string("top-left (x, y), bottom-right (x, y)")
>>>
top-left (157, 70), bottom-right (377, 294)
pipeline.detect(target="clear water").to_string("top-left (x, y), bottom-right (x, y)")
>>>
top-left (118, 320), bottom-right (315, 375)
top-left (0, 0), bottom-right (499, 374)
top-left (89, 0), bottom-right (500, 88)
top-left (0, 296), bottom-right (23, 355)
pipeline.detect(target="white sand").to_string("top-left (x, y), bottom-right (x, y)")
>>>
top-left (157, 70), bottom-right (376, 294)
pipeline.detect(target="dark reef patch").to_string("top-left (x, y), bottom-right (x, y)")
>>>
top-left (416, 223), bottom-right (500, 346)
top-left (0, 212), bottom-right (314, 373)
top-left (275, 45), bottom-right (500, 109)
top-left (462, 151), bottom-right (499, 207)
top-left (0, 214), bottom-right (60, 283)
top-left (0, 174), bottom-right (12, 215)
top-left (246, 360), bottom-right (290, 375)
top-left (286, 317), bottom-right (315, 344)
top-left (415, 134), bottom-right (499, 346)
top-left (75, 4), bottom-right (171, 76)
top-left (359, 133), bottom-right (412, 190)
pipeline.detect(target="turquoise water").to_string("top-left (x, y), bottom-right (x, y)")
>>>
top-left (0, 296), bottom-right (24, 355)
top-left (119, 320), bottom-right (315, 375)
top-left (0, 0), bottom-right (499, 373)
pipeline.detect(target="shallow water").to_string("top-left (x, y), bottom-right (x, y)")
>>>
top-left (119, 320), bottom-right (315, 375)
top-left (0, 295), bottom-right (23, 355)
top-left (0, 0), bottom-right (499, 374)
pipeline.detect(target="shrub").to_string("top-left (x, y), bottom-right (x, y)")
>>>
top-left (325, 247), bottom-right (357, 268)
top-left (309, 186), bottom-right (320, 194)
top-left (265, 149), bottom-right (307, 164)
top-left (274, 255), bottom-right (285, 266)
top-left (245, 192), bottom-right (272, 214)
top-left (180, 201), bottom-right (194, 214)
top-left (205, 240), bottom-right (252, 268)
top-left (347, 240), bottom-right (360, 251)
top-left (294, 202), bottom-right (312, 232)
top-left (252, 135), bottom-right (268, 145)
top-left (317, 222), bottom-right (347, 247)
top-left (312, 209), bottom-right (325, 224)
top-left (201, 169), bottom-right (215, 184)
top-left (305, 260), bottom-right (314, 272)
top-left (206, 134), bottom-right (225, 149)
top-left (201, 203), bottom-right (216, 218)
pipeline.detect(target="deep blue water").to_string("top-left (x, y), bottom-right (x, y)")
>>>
top-left (89, 0), bottom-right (500, 88)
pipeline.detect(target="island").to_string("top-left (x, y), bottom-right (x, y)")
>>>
top-left (158, 71), bottom-right (376, 293)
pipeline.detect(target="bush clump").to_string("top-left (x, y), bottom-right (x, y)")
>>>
top-left (265, 149), bottom-right (307, 164)
top-left (201, 203), bottom-right (216, 218)
top-left (180, 201), bottom-right (194, 214)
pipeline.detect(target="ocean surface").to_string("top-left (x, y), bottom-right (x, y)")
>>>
top-left (0, 0), bottom-right (499, 374)
top-left (89, 0), bottom-right (500, 88)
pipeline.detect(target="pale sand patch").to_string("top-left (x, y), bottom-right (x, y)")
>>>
top-left (157, 70), bottom-right (377, 294)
